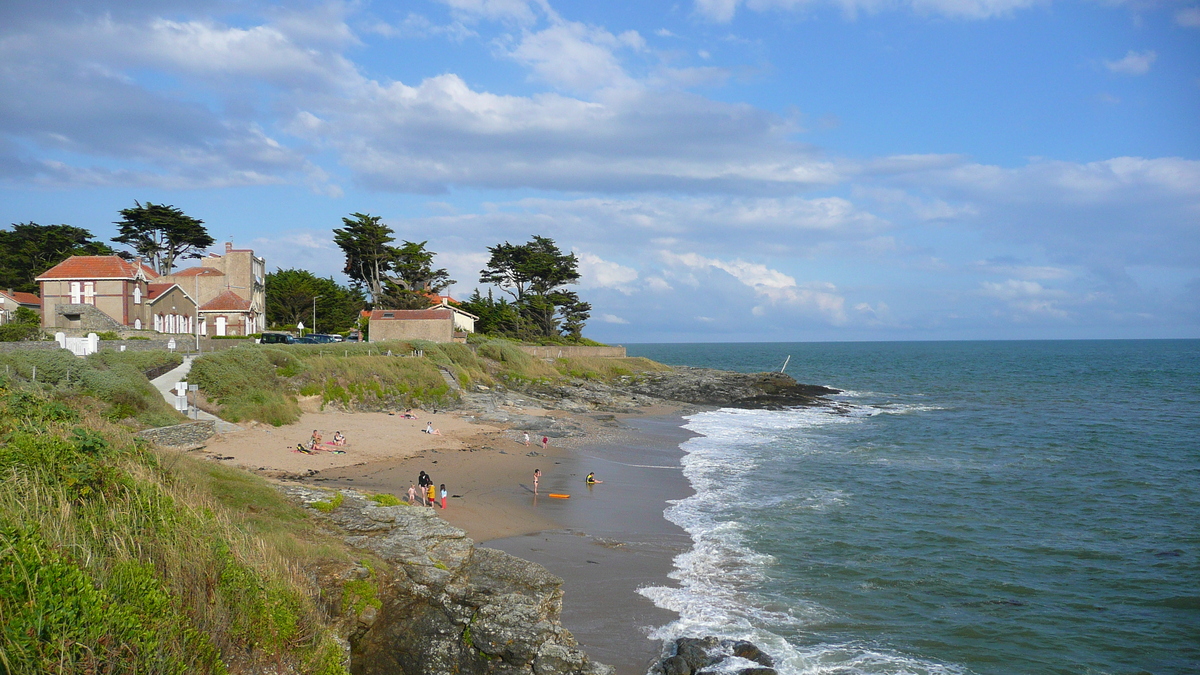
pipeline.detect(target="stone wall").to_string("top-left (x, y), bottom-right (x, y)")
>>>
top-left (137, 420), bottom-right (216, 446)
top-left (514, 345), bottom-right (627, 358)
top-left (0, 341), bottom-right (61, 353)
top-left (98, 337), bottom-right (252, 353)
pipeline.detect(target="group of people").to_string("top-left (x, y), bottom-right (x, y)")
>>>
top-left (297, 429), bottom-right (347, 454)
top-left (410, 470), bottom-right (446, 509)
top-left (522, 432), bottom-right (549, 450)
top-left (531, 468), bottom-right (601, 495)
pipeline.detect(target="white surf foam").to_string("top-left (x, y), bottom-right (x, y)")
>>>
top-left (639, 406), bottom-right (963, 675)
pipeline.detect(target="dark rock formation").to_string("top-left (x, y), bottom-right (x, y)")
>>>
top-left (283, 486), bottom-right (613, 675)
top-left (650, 637), bottom-right (777, 675)
top-left (626, 367), bottom-right (839, 409)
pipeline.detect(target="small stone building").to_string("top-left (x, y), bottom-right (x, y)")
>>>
top-left (369, 308), bottom-right (467, 343)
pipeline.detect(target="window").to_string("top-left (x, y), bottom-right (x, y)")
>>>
top-left (133, 286), bottom-right (141, 304)
top-left (69, 281), bottom-right (81, 304)
top-left (83, 282), bottom-right (95, 305)
top-left (383, 312), bottom-right (394, 318)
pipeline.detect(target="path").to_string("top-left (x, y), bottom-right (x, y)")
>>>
top-left (150, 355), bottom-right (242, 433)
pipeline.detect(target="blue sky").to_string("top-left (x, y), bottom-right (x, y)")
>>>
top-left (2, 0), bottom-right (1197, 342)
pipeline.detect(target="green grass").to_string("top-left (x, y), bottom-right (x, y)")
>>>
top-left (0, 349), bottom-right (184, 428)
top-left (0, 386), bottom-right (350, 675)
top-left (368, 493), bottom-right (403, 507)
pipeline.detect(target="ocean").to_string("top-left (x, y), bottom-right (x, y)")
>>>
top-left (625, 340), bottom-right (1200, 675)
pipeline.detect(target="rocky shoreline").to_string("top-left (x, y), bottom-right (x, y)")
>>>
top-left (278, 365), bottom-right (828, 675)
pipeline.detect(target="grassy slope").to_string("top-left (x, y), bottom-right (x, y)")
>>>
top-left (189, 339), bottom-right (671, 426)
top-left (0, 386), bottom-right (353, 675)
top-left (0, 350), bottom-right (186, 428)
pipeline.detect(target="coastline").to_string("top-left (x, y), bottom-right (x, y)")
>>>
top-left (195, 401), bottom-right (701, 674)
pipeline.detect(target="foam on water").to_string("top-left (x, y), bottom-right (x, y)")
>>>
top-left (639, 406), bottom-right (959, 674)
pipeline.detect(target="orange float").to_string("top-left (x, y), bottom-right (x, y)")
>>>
top-left (547, 493), bottom-right (570, 499)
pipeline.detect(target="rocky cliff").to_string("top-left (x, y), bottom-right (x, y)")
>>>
top-left (283, 486), bottom-right (614, 675)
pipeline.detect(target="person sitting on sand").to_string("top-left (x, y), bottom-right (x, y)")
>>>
top-left (425, 422), bottom-right (434, 434)
top-left (585, 472), bottom-right (602, 485)
top-left (331, 431), bottom-right (346, 446)
top-left (404, 408), bottom-right (418, 419)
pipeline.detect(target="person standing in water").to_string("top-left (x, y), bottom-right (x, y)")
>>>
top-left (533, 468), bottom-right (541, 495)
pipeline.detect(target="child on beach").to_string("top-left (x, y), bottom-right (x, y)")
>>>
top-left (331, 431), bottom-right (346, 446)
top-left (440, 484), bottom-right (447, 509)
top-left (533, 469), bottom-right (541, 495)
top-left (585, 472), bottom-right (602, 484)
top-left (426, 483), bottom-right (436, 508)
top-left (408, 483), bottom-right (417, 505)
top-left (523, 432), bottom-right (530, 446)
top-left (541, 436), bottom-right (549, 450)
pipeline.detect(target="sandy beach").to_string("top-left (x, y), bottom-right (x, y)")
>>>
top-left (188, 401), bottom-right (696, 674)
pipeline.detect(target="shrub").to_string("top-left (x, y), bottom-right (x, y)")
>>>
top-left (0, 387), bottom-right (350, 675)
top-left (369, 493), bottom-right (403, 507)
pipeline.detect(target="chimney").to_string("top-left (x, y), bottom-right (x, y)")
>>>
top-left (225, 242), bottom-right (233, 254)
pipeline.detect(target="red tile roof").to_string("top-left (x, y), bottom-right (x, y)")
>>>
top-left (0, 290), bottom-right (40, 306)
top-left (370, 308), bottom-right (453, 321)
top-left (36, 256), bottom-right (159, 281)
top-left (168, 267), bottom-right (224, 277)
top-left (145, 283), bottom-right (177, 301)
top-left (199, 290), bottom-right (251, 312)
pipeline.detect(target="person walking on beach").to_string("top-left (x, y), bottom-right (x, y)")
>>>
top-left (408, 483), bottom-right (417, 505)
top-left (533, 468), bottom-right (541, 495)
top-left (418, 471), bottom-right (431, 505)
top-left (440, 484), bottom-right (447, 509)
top-left (523, 432), bottom-right (530, 447)
top-left (541, 436), bottom-right (549, 450)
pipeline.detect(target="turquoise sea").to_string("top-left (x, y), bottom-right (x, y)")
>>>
top-left (625, 341), bottom-right (1200, 675)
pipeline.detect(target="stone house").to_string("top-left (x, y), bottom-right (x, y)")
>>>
top-left (36, 256), bottom-right (196, 333)
top-left (368, 307), bottom-right (475, 343)
top-left (157, 242), bottom-right (266, 336)
top-left (0, 289), bottom-right (41, 325)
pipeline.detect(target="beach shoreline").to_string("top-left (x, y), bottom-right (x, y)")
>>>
top-left (189, 401), bottom-right (699, 674)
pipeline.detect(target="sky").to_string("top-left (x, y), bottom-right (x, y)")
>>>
top-left (1, 0), bottom-right (1197, 343)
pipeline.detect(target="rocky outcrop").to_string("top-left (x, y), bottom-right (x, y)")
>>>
top-left (136, 420), bottom-right (216, 446)
top-left (650, 637), bottom-right (776, 675)
top-left (623, 367), bottom-right (839, 409)
top-left (283, 486), bottom-right (613, 675)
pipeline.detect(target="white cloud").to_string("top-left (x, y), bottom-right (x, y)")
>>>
top-left (661, 250), bottom-right (848, 323)
top-left (504, 21), bottom-right (639, 92)
top-left (1174, 7), bottom-right (1200, 27)
top-left (576, 252), bottom-right (640, 294)
top-left (436, 0), bottom-right (543, 25)
top-left (980, 279), bottom-right (1070, 319)
top-left (601, 313), bottom-right (630, 324)
top-left (1104, 50), bottom-right (1157, 76)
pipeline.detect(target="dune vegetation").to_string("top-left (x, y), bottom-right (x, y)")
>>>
top-left (188, 338), bottom-right (670, 426)
top-left (0, 385), bottom-right (352, 675)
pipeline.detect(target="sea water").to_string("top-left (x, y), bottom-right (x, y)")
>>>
top-left (626, 341), bottom-right (1200, 675)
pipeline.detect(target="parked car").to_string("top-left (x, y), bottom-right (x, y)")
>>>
top-left (309, 333), bottom-right (341, 343)
top-left (294, 336), bottom-right (319, 344)
top-left (260, 332), bottom-right (295, 344)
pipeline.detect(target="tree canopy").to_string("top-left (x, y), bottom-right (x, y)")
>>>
top-left (111, 202), bottom-right (214, 275)
top-left (265, 269), bottom-right (365, 333)
top-left (0, 222), bottom-right (116, 293)
top-left (469, 235), bottom-right (590, 339)
top-left (332, 214), bottom-right (453, 309)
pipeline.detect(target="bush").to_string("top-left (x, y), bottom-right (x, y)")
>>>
top-left (0, 388), bottom-right (349, 674)
top-left (0, 323), bottom-right (43, 342)
top-left (95, 330), bottom-right (121, 340)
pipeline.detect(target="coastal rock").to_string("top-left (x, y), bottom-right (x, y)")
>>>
top-left (651, 637), bottom-right (778, 675)
top-left (626, 367), bottom-right (839, 410)
top-left (283, 486), bottom-right (611, 675)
